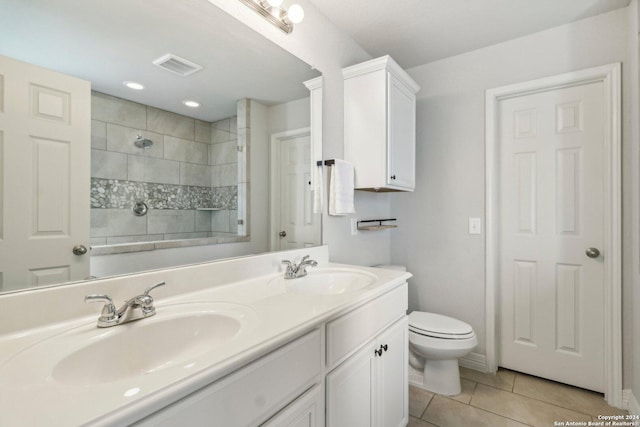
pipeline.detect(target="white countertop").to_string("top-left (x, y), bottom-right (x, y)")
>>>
top-left (0, 254), bottom-right (410, 427)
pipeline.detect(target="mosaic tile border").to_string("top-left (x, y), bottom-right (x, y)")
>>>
top-left (91, 178), bottom-right (237, 210)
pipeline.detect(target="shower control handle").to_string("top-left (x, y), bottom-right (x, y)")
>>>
top-left (73, 245), bottom-right (88, 256)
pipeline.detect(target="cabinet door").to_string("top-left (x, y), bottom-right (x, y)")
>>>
top-left (326, 345), bottom-right (376, 427)
top-left (262, 385), bottom-right (322, 427)
top-left (387, 72), bottom-right (416, 190)
top-left (376, 317), bottom-right (409, 427)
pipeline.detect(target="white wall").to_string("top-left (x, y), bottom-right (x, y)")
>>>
top-left (208, 0), bottom-right (392, 267)
top-left (390, 8), bottom-right (633, 375)
top-left (268, 97), bottom-right (310, 135)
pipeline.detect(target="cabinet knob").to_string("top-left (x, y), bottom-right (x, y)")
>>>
top-left (390, 175), bottom-right (396, 180)
top-left (374, 348), bottom-right (383, 357)
top-left (380, 344), bottom-right (388, 352)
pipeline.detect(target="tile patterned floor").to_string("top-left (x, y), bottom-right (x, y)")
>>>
top-left (408, 367), bottom-right (628, 427)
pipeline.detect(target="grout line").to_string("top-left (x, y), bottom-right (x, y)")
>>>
top-left (471, 382), bottom-right (596, 421)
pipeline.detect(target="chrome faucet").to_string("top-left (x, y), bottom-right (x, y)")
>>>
top-left (282, 255), bottom-right (318, 279)
top-left (85, 281), bottom-right (166, 328)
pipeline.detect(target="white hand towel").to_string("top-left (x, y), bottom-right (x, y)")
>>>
top-left (329, 159), bottom-right (356, 216)
top-left (313, 164), bottom-right (323, 214)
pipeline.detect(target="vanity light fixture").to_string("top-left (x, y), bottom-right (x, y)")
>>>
top-left (183, 100), bottom-right (200, 108)
top-left (237, 0), bottom-right (304, 34)
top-left (123, 81), bottom-right (144, 90)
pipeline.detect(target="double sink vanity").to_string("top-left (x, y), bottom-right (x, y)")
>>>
top-left (0, 246), bottom-right (410, 426)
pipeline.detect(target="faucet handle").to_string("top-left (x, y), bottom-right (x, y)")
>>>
top-left (144, 281), bottom-right (166, 296)
top-left (85, 294), bottom-right (117, 322)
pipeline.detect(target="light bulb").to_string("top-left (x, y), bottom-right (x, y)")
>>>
top-left (287, 4), bottom-right (304, 24)
top-left (266, 0), bottom-right (283, 7)
top-left (123, 81), bottom-right (144, 90)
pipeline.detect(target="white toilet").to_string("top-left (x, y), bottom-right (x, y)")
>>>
top-left (408, 311), bottom-right (477, 395)
top-left (375, 265), bottom-right (477, 396)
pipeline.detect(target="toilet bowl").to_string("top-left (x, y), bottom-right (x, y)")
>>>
top-left (374, 264), bottom-right (477, 396)
top-left (408, 311), bottom-right (477, 395)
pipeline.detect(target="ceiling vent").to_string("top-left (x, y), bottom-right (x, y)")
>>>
top-left (152, 54), bottom-right (203, 76)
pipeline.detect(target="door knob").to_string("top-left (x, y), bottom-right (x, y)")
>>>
top-left (279, 231), bottom-right (287, 238)
top-left (585, 247), bottom-right (600, 258)
top-left (73, 245), bottom-right (88, 256)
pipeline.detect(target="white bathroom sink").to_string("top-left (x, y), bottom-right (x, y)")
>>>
top-left (270, 268), bottom-right (378, 295)
top-left (1, 302), bottom-right (257, 387)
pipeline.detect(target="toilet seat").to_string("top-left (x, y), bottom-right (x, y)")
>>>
top-left (409, 311), bottom-right (475, 340)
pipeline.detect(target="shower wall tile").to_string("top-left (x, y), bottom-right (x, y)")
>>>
top-left (92, 92), bottom-right (146, 129)
top-left (127, 155), bottom-right (180, 185)
top-left (147, 107), bottom-right (195, 140)
top-left (209, 140), bottom-right (237, 166)
top-left (107, 234), bottom-right (164, 244)
top-left (229, 116), bottom-right (238, 134)
top-left (164, 136), bottom-right (208, 165)
top-left (229, 210), bottom-right (238, 234)
top-left (91, 120), bottom-right (107, 149)
top-left (212, 118), bottom-right (231, 132)
top-left (195, 210), bottom-right (213, 232)
top-left (164, 232), bottom-right (210, 240)
top-left (91, 208), bottom-right (147, 237)
top-left (237, 99), bottom-right (249, 129)
top-left (147, 209), bottom-right (195, 234)
top-left (90, 237), bottom-right (107, 246)
top-left (195, 120), bottom-right (212, 144)
top-left (91, 149), bottom-right (128, 180)
top-left (212, 128), bottom-right (235, 144)
top-left (211, 210), bottom-right (230, 233)
top-left (180, 163), bottom-right (212, 187)
top-left (106, 123), bottom-right (164, 158)
top-left (214, 163), bottom-right (238, 187)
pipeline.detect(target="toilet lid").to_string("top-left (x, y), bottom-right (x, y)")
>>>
top-left (409, 311), bottom-right (475, 339)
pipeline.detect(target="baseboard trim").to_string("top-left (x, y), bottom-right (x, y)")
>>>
top-left (623, 389), bottom-right (640, 415)
top-left (459, 352), bottom-right (489, 373)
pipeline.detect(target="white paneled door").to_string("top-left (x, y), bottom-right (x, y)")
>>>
top-left (0, 55), bottom-right (90, 292)
top-left (498, 81), bottom-right (605, 392)
top-left (274, 132), bottom-right (321, 250)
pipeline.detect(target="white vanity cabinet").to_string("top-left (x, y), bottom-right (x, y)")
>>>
top-left (324, 283), bottom-right (408, 427)
top-left (134, 330), bottom-right (322, 427)
top-left (133, 282), bottom-right (408, 427)
top-left (343, 56), bottom-right (420, 192)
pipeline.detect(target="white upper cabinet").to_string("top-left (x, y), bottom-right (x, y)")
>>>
top-left (343, 56), bottom-right (420, 192)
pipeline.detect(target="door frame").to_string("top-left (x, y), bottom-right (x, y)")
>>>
top-left (485, 63), bottom-right (622, 405)
top-left (269, 127), bottom-right (311, 251)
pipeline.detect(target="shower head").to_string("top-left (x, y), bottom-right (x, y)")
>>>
top-left (134, 134), bottom-right (153, 148)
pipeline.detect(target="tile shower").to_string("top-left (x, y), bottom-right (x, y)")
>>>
top-left (89, 92), bottom-right (241, 247)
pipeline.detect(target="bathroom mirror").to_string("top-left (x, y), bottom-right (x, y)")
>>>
top-left (0, 0), bottom-right (322, 293)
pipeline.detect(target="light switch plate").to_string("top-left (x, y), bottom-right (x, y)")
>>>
top-left (469, 217), bottom-right (482, 235)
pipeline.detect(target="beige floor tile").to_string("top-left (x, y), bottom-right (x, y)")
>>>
top-left (460, 367), bottom-right (516, 391)
top-left (448, 378), bottom-right (476, 404)
top-left (471, 383), bottom-right (592, 427)
top-left (409, 385), bottom-right (435, 418)
top-left (423, 395), bottom-right (530, 427)
top-left (408, 416), bottom-right (439, 427)
top-left (513, 373), bottom-right (628, 417)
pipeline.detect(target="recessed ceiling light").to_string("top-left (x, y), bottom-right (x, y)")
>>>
top-left (123, 81), bottom-right (144, 90)
top-left (183, 100), bottom-right (200, 108)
